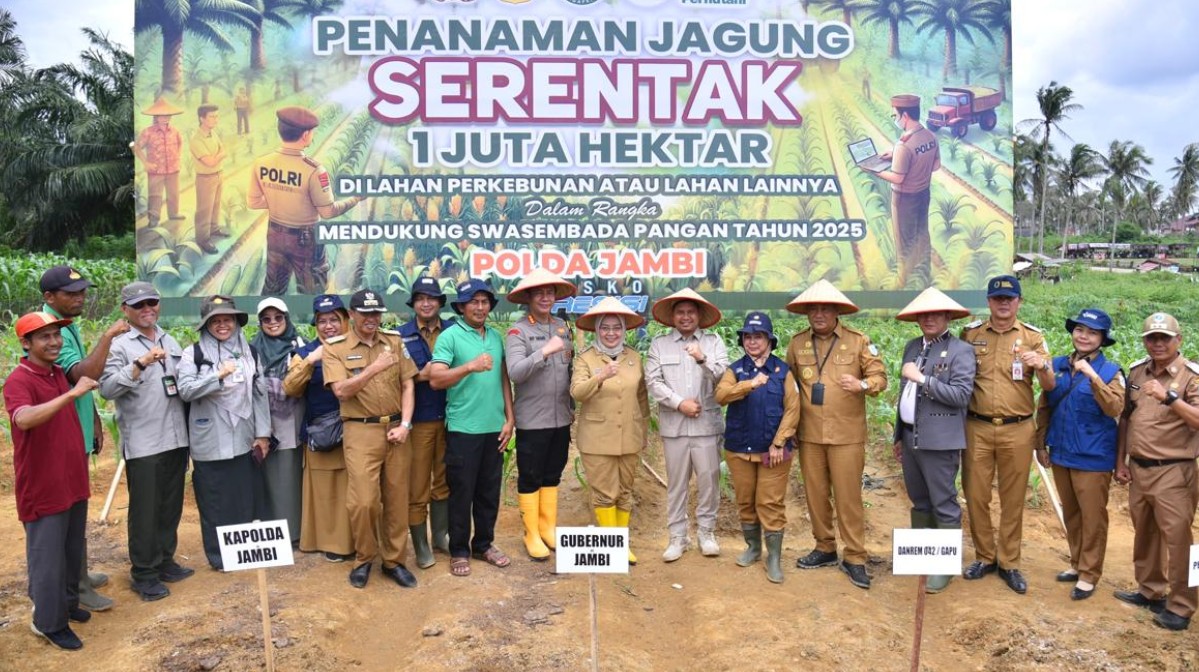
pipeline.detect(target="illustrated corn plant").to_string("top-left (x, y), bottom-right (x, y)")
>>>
top-left (932, 195), bottom-right (977, 248)
top-left (961, 151), bottom-right (977, 177)
top-left (980, 162), bottom-right (999, 191)
top-left (386, 265), bottom-right (430, 296)
top-left (947, 138), bottom-right (962, 161)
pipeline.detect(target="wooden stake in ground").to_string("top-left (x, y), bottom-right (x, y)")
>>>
top-left (99, 458), bottom-right (126, 523)
top-left (589, 573), bottom-right (599, 672)
top-left (911, 575), bottom-right (927, 672)
top-left (1033, 459), bottom-right (1067, 535)
top-left (258, 568), bottom-right (275, 672)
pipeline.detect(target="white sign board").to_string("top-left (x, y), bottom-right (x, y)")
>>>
top-left (555, 527), bottom-right (629, 574)
top-left (892, 528), bottom-right (962, 576)
top-left (1190, 544), bottom-right (1199, 588)
top-left (217, 519), bottom-right (295, 572)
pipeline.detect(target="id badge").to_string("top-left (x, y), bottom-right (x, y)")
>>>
top-left (811, 382), bottom-right (825, 406)
top-left (161, 375), bottom-right (179, 397)
top-left (1011, 359), bottom-right (1024, 380)
top-left (230, 362), bottom-right (246, 384)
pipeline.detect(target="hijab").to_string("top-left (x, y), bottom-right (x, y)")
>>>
top-left (594, 315), bottom-right (627, 359)
top-left (196, 325), bottom-right (255, 427)
top-left (252, 313), bottom-right (303, 379)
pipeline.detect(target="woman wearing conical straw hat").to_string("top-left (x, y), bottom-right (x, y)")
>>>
top-left (570, 297), bottom-right (650, 564)
top-left (645, 288), bottom-right (729, 561)
top-left (504, 269), bottom-right (578, 561)
top-left (892, 287), bottom-right (976, 594)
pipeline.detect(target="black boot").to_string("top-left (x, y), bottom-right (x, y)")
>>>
top-left (736, 523), bottom-right (762, 567)
top-left (429, 499), bottom-right (450, 554)
top-left (410, 522), bottom-right (436, 569)
top-left (764, 532), bottom-right (784, 584)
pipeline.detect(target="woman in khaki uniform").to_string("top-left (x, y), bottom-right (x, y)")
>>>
top-left (283, 295), bottom-right (354, 562)
top-left (570, 297), bottom-right (650, 564)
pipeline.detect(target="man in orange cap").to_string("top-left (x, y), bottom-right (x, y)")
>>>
top-left (874, 93), bottom-right (940, 286)
top-left (248, 106), bottom-right (365, 295)
top-left (133, 97), bottom-right (186, 229)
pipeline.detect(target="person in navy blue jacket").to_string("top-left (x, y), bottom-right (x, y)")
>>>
top-left (1035, 308), bottom-right (1125, 601)
top-left (398, 277), bottom-right (456, 569)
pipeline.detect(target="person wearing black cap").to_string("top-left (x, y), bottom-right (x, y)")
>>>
top-left (40, 264), bottom-right (127, 611)
top-left (284, 295), bottom-right (354, 562)
top-left (398, 277), bottom-right (455, 568)
top-left (715, 312), bottom-right (800, 584)
top-left (98, 282), bottom-right (192, 601)
top-left (874, 93), bottom-right (940, 287)
top-left (248, 105), bottom-right (365, 295)
top-left (959, 275), bottom-right (1054, 595)
top-left (177, 296), bottom-right (271, 570)
top-left (1035, 308), bottom-right (1125, 601)
top-left (429, 279), bottom-right (516, 577)
top-left (323, 289), bottom-right (420, 589)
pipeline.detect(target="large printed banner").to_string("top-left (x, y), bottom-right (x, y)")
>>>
top-left (134, 0), bottom-right (1013, 318)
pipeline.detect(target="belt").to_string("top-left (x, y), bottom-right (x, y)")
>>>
top-left (1130, 457), bottom-right (1194, 468)
top-left (967, 412), bottom-right (1033, 426)
top-left (344, 413), bottom-right (403, 424)
top-left (269, 221), bottom-right (311, 235)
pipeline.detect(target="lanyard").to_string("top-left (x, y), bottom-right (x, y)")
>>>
top-left (815, 334), bottom-right (839, 380)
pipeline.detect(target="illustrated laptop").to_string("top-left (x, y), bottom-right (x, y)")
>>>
top-left (848, 138), bottom-right (891, 172)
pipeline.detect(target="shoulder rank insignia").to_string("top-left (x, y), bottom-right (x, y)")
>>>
top-left (326, 334), bottom-right (347, 344)
top-left (963, 319), bottom-right (983, 330)
top-left (1021, 322), bottom-right (1043, 333)
top-left (1128, 356), bottom-right (1149, 370)
top-left (1186, 361), bottom-right (1199, 375)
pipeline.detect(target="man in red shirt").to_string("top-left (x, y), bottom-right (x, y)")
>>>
top-left (3, 312), bottom-right (100, 651)
top-left (132, 97), bottom-right (186, 229)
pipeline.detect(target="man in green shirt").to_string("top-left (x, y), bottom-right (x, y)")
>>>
top-left (40, 265), bottom-right (130, 612)
top-left (430, 278), bottom-right (515, 577)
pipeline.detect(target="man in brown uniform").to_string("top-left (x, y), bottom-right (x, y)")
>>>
top-left (960, 275), bottom-right (1054, 595)
top-left (190, 105), bottom-right (226, 254)
top-left (1114, 313), bottom-right (1199, 631)
top-left (876, 93), bottom-right (940, 287)
top-left (784, 280), bottom-right (887, 589)
top-left (247, 106), bottom-right (363, 295)
top-left (324, 289), bottom-right (419, 590)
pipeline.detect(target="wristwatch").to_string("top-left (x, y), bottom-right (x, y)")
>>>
top-left (133, 359), bottom-right (147, 371)
top-left (859, 380), bottom-right (869, 391)
top-left (1162, 390), bottom-right (1180, 406)
top-left (400, 420), bottom-right (414, 429)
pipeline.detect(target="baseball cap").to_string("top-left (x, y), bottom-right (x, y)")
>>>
top-left (986, 275), bottom-right (1021, 298)
top-left (15, 311), bottom-right (72, 339)
top-left (406, 277), bottom-right (446, 307)
top-left (39, 265), bottom-right (92, 293)
top-left (311, 294), bottom-right (347, 324)
top-left (120, 281), bottom-right (160, 305)
top-left (450, 278), bottom-right (498, 316)
top-left (256, 297), bottom-right (289, 316)
top-left (349, 289), bottom-right (387, 313)
top-left (737, 311), bottom-right (777, 349)
top-left (1141, 312), bottom-right (1180, 337)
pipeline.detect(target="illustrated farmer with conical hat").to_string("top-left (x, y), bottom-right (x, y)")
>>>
top-left (133, 97), bottom-right (186, 229)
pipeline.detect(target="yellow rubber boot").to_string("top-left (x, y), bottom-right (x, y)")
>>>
top-left (615, 508), bottom-right (637, 566)
top-left (519, 492), bottom-right (550, 561)
top-left (594, 506), bottom-right (617, 527)
top-left (538, 486), bottom-right (559, 549)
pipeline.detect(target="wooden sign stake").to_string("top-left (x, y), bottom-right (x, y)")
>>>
top-left (910, 575), bottom-right (927, 672)
top-left (589, 573), bottom-right (600, 672)
top-left (258, 568), bottom-right (275, 672)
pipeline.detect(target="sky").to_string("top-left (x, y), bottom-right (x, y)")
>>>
top-left (6, 0), bottom-right (1197, 188)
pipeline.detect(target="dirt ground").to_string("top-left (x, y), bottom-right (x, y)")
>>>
top-left (0, 436), bottom-right (1197, 672)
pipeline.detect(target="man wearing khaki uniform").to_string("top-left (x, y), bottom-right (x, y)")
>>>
top-left (876, 93), bottom-right (940, 286)
top-left (1114, 313), bottom-right (1199, 632)
top-left (960, 275), bottom-right (1054, 595)
top-left (324, 289), bottom-right (418, 590)
top-left (190, 105), bottom-right (226, 255)
top-left (784, 280), bottom-right (887, 589)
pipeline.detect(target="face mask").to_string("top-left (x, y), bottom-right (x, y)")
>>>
top-left (894, 116), bottom-right (905, 132)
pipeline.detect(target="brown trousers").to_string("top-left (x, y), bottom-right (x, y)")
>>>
top-left (1129, 460), bottom-right (1198, 618)
top-left (408, 420), bottom-right (449, 522)
top-left (964, 420), bottom-right (1034, 569)
top-left (726, 452), bottom-right (789, 532)
top-left (581, 452), bottom-right (638, 511)
top-left (263, 224), bottom-right (328, 295)
top-left (343, 422), bottom-right (411, 567)
top-left (1052, 465), bottom-right (1112, 584)
top-left (799, 441), bottom-right (868, 563)
top-left (299, 447), bottom-right (353, 556)
top-left (146, 172), bottom-right (180, 226)
top-left (892, 188), bottom-right (931, 285)
top-left (193, 172), bottom-right (223, 246)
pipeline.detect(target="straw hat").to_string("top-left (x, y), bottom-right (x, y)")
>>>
top-left (507, 268), bottom-right (578, 304)
top-left (785, 279), bottom-right (860, 315)
top-left (576, 296), bottom-right (646, 332)
top-left (651, 287), bottom-right (722, 329)
top-left (895, 287), bottom-right (971, 322)
top-left (142, 96), bottom-right (183, 116)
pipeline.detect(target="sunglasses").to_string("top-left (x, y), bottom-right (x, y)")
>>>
top-left (128, 299), bottom-right (160, 309)
top-left (261, 314), bottom-right (287, 324)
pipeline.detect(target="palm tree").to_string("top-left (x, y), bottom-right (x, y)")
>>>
top-left (1057, 143), bottom-right (1103, 256)
top-left (246, 0), bottom-right (302, 72)
top-left (816, 0), bottom-right (858, 26)
top-left (0, 9), bottom-right (26, 85)
top-left (982, 0), bottom-right (1011, 70)
top-left (1103, 140), bottom-right (1153, 214)
top-left (1018, 81), bottom-right (1080, 255)
top-left (913, 0), bottom-right (993, 81)
top-left (135, 0), bottom-right (258, 93)
top-left (858, 0), bottom-right (915, 59)
top-left (1168, 143), bottom-right (1199, 219)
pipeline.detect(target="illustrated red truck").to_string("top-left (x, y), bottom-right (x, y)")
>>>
top-left (926, 86), bottom-right (1002, 138)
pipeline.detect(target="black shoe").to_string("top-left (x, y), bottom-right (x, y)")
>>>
top-left (1056, 569), bottom-right (1080, 582)
top-left (998, 567), bottom-right (1027, 594)
top-left (32, 623), bottom-right (82, 650)
top-left (68, 607), bottom-right (91, 623)
top-left (158, 561), bottom-right (195, 583)
top-left (349, 562), bottom-right (371, 589)
top-left (324, 552), bottom-right (354, 563)
top-left (1070, 586), bottom-right (1094, 601)
top-left (1114, 589), bottom-right (1166, 613)
top-left (132, 579), bottom-right (171, 602)
top-left (198, 242), bottom-right (219, 254)
top-left (1154, 609), bottom-right (1191, 631)
top-left (962, 560), bottom-right (998, 580)
top-left (796, 549), bottom-right (838, 569)
top-left (839, 561), bottom-right (871, 589)
top-left (382, 563), bottom-right (418, 588)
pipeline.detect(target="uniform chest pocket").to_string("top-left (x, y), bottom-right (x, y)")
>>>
top-left (833, 353), bottom-right (858, 367)
top-left (660, 355), bottom-right (681, 366)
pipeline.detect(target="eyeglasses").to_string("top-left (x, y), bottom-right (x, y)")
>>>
top-left (261, 314), bottom-right (287, 324)
top-left (128, 299), bottom-right (160, 309)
